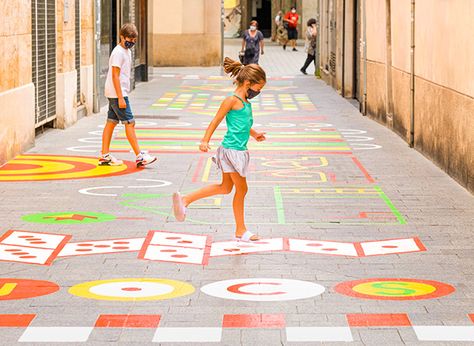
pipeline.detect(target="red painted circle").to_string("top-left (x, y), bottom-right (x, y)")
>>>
top-left (19, 236), bottom-right (35, 239)
top-left (307, 243), bottom-right (322, 247)
top-left (334, 278), bottom-right (455, 300)
top-left (112, 247), bottom-right (129, 250)
top-left (160, 249), bottom-right (177, 253)
top-left (19, 256), bottom-right (36, 259)
top-left (0, 278), bottom-right (59, 300)
top-left (76, 249), bottom-right (93, 252)
top-left (1, 163), bottom-right (43, 170)
top-left (165, 237), bottom-right (181, 240)
top-left (30, 241), bottom-right (47, 244)
top-left (94, 245), bottom-right (110, 248)
top-left (77, 244), bottom-right (93, 247)
top-left (121, 287), bottom-right (142, 291)
top-left (382, 245), bottom-right (398, 248)
top-left (113, 241), bottom-right (129, 244)
top-left (322, 248), bottom-right (338, 251)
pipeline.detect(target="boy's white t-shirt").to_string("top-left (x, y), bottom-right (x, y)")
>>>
top-left (104, 45), bottom-right (132, 98)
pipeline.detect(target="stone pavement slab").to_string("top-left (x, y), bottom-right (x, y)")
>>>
top-left (0, 40), bottom-right (472, 345)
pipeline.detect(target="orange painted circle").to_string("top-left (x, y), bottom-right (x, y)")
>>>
top-left (0, 154), bottom-right (138, 181)
top-left (334, 278), bottom-right (455, 300)
top-left (0, 278), bottom-right (59, 300)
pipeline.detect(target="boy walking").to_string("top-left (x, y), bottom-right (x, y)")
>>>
top-left (99, 23), bottom-right (156, 167)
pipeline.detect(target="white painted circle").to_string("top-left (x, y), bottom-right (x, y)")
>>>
top-left (89, 281), bottom-right (174, 298)
top-left (201, 278), bottom-right (325, 301)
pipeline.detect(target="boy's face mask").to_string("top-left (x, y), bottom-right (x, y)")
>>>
top-left (124, 40), bottom-right (135, 49)
top-left (291, 9), bottom-right (296, 13)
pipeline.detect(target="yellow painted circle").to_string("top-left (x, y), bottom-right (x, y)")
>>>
top-left (352, 281), bottom-right (436, 297)
top-left (0, 155), bottom-right (132, 181)
top-left (68, 278), bottom-right (195, 301)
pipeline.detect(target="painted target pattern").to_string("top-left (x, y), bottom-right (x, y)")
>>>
top-left (0, 154), bottom-right (137, 182)
top-left (335, 278), bottom-right (455, 300)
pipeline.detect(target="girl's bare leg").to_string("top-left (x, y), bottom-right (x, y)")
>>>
top-left (229, 173), bottom-right (258, 239)
top-left (183, 173), bottom-right (234, 206)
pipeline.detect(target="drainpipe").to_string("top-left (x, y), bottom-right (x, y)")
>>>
top-left (409, 0), bottom-right (415, 147)
top-left (341, 0), bottom-right (346, 97)
top-left (93, 0), bottom-right (101, 113)
top-left (361, 0), bottom-right (367, 115)
top-left (385, 0), bottom-right (394, 126)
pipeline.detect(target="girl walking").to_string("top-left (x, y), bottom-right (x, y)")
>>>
top-left (172, 58), bottom-right (267, 242)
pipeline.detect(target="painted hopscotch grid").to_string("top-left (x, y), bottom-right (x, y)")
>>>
top-left (150, 92), bottom-right (315, 114)
top-left (110, 128), bottom-right (351, 154)
top-left (195, 154), bottom-right (374, 184)
top-left (119, 185), bottom-right (406, 225)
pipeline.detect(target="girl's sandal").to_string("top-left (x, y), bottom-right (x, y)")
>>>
top-left (235, 230), bottom-right (260, 242)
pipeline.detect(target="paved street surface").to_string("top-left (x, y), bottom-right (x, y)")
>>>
top-left (0, 40), bottom-right (473, 345)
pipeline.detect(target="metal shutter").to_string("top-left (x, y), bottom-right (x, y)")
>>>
top-left (75, 0), bottom-right (81, 105)
top-left (32, 0), bottom-right (57, 127)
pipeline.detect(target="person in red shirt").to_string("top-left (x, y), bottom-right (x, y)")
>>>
top-left (283, 6), bottom-right (299, 51)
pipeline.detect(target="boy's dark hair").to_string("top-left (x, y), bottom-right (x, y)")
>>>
top-left (291, 6), bottom-right (296, 10)
top-left (120, 23), bottom-right (138, 39)
top-left (307, 18), bottom-right (317, 26)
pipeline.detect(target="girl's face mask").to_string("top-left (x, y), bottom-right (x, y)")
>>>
top-left (249, 25), bottom-right (257, 31)
top-left (247, 88), bottom-right (260, 99)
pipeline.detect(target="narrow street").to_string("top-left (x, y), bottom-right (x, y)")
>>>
top-left (0, 40), bottom-right (473, 345)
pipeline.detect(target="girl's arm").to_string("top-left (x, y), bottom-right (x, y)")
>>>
top-left (241, 37), bottom-right (246, 52)
top-left (250, 128), bottom-right (266, 142)
top-left (200, 97), bottom-right (235, 151)
top-left (260, 34), bottom-right (265, 54)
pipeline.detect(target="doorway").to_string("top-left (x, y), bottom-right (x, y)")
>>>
top-left (255, 0), bottom-right (272, 38)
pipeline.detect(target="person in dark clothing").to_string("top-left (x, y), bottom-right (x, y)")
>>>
top-left (300, 18), bottom-right (317, 75)
top-left (241, 20), bottom-right (264, 65)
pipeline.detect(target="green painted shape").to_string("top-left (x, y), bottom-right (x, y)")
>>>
top-left (273, 186), bottom-right (286, 224)
top-left (374, 186), bottom-right (407, 224)
top-left (22, 212), bottom-right (116, 224)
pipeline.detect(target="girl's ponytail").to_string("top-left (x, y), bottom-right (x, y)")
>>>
top-left (223, 57), bottom-right (266, 85)
top-left (223, 57), bottom-right (244, 78)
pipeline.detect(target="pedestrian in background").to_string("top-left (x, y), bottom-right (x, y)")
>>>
top-left (272, 10), bottom-right (283, 42)
top-left (99, 23), bottom-right (157, 168)
top-left (172, 57), bottom-right (267, 242)
top-left (300, 18), bottom-right (318, 75)
top-left (276, 11), bottom-right (289, 49)
top-left (283, 6), bottom-right (299, 51)
top-left (241, 20), bottom-right (264, 65)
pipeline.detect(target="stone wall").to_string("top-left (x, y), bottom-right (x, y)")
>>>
top-left (149, 0), bottom-right (222, 66)
top-left (0, 1), bottom-right (35, 163)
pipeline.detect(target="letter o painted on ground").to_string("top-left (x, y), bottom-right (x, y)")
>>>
top-left (69, 278), bottom-right (195, 301)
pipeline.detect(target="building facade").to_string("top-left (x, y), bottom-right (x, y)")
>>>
top-left (317, 0), bottom-right (473, 192)
top-left (1, 0), bottom-right (200, 164)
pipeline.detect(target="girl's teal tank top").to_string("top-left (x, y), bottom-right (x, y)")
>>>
top-left (221, 94), bottom-right (253, 151)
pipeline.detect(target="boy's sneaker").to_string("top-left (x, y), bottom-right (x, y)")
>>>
top-left (98, 153), bottom-right (123, 166)
top-left (136, 151), bottom-right (157, 167)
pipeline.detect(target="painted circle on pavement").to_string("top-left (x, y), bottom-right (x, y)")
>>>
top-left (68, 278), bottom-right (195, 301)
top-left (0, 278), bottom-right (59, 300)
top-left (22, 212), bottom-right (116, 224)
top-left (335, 278), bottom-right (455, 300)
top-left (201, 278), bottom-right (325, 301)
top-left (0, 154), bottom-right (137, 181)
